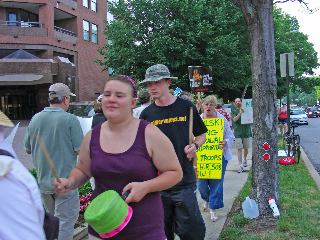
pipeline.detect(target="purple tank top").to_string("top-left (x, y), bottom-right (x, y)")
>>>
top-left (88, 119), bottom-right (165, 240)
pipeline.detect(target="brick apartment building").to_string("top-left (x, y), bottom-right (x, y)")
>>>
top-left (0, 0), bottom-right (109, 120)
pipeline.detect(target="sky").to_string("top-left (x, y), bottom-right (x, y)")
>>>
top-left (276, 0), bottom-right (320, 75)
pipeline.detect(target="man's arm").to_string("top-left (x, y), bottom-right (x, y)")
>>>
top-left (233, 109), bottom-right (244, 123)
top-left (184, 133), bottom-right (206, 159)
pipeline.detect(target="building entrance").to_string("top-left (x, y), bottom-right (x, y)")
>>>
top-left (0, 85), bottom-right (37, 120)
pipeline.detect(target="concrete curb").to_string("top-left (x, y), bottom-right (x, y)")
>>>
top-left (73, 223), bottom-right (88, 240)
top-left (300, 147), bottom-right (320, 191)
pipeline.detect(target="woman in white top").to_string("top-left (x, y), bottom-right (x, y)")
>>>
top-left (197, 95), bottom-right (235, 222)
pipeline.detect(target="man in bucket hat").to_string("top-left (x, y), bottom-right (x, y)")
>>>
top-left (140, 64), bottom-right (207, 240)
top-left (24, 83), bottom-right (83, 240)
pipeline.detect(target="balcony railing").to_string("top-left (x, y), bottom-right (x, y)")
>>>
top-left (0, 20), bottom-right (43, 28)
top-left (54, 26), bottom-right (76, 37)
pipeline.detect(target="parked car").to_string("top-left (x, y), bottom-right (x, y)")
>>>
top-left (290, 109), bottom-right (308, 125)
top-left (67, 102), bottom-right (94, 117)
top-left (306, 107), bottom-right (319, 117)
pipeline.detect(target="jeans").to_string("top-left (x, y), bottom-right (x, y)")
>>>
top-left (197, 157), bottom-right (228, 210)
top-left (42, 189), bottom-right (79, 240)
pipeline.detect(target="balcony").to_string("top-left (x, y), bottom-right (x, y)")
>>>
top-left (57, 0), bottom-right (77, 10)
top-left (0, 21), bottom-right (47, 37)
top-left (54, 26), bottom-right (77, 45)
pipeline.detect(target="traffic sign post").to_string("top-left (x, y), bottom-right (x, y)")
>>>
top-left (280, 52), bottom-right (294, 157)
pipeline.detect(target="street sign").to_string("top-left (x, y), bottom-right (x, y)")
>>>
top-left (280, 53), bottom-right (294, 77)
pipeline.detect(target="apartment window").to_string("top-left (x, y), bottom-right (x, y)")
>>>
top-left (91, 0), bottom-right (97, 12)
top-left (83, 0), bottom-right (89, 8)
top-left (92, 24), bottom-right (98, 44)
top-left (7, 8), bottom-right (39, 27)
top-left (83, 20), bottom-right (90, 41)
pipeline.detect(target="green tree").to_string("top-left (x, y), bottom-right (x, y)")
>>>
top-left (273, 7), bottom-right (319, 99)
top-left (98, 0), bottom-right (251, 101)
top-left (228, 0), bottom-right (318, 215)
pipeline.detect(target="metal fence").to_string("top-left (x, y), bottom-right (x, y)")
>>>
top-left (0, 20), bottom-right (43, 28)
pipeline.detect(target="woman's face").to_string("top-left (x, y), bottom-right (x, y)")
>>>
top-left (203, 101), bottom-right (216, 117)
top-left (101, 80), bottom-right (136, 119)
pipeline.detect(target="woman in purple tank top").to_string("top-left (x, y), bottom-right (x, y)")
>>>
top-left (53, 75), bottom-right (182, 240)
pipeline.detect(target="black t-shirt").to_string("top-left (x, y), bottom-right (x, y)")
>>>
top-left (140, 97), bottom-right (207, 191)
top-left (91, 114), bottom-right (107, 129)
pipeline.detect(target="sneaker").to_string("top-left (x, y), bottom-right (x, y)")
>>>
top-left (243, 159), bottom-right (247, 167)
top-left (238, 165), bottom-right (243, 173)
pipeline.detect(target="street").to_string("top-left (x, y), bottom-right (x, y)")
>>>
top-left (294, 117), bottom-right (320, 174)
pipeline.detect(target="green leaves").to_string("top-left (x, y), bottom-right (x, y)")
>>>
top-left (98, 0), bottom-right (250, 99)
top-left (97, 0), bottom-right (319, 101)
top-left (274, 6), bottom-right (319, 98)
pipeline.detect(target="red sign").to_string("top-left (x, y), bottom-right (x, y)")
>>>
top-left (263, 142), bottom-right (270, 151)
top-left (263, 153), bottom-right (270, 161)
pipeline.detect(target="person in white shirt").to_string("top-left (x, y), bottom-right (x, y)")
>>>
top-left (0, 111), bottom-right (45, 240)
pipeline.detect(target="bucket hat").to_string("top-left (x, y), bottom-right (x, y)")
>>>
top-left (140, 64), bottom-right (178, 85)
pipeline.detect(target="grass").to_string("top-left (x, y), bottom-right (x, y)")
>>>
top-left (219, 135), bottom-right (320, 240)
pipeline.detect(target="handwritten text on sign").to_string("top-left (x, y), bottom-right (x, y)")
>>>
top-left (196, 118), bottom-right (224, 179)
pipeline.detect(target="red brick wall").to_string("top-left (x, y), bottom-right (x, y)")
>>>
top-left (76, 0), bottom-right (109, 101)
top-left (0, 0), bottom-right (109, 102)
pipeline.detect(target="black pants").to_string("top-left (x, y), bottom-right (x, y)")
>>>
top-left (161, 186), bottom-right (206, 240)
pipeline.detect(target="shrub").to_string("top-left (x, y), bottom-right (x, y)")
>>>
top-left (79, 193), bottom-right (92, 212)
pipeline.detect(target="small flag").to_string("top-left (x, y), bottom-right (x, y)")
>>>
top-left (174, 87), bottom-right (182, 97)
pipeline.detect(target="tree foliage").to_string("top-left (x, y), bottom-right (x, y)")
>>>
top-left (98, 0), bottom-right (251, 101)
top-left (274, 6), bottom-right (319, 98)
top-left (97, 0), bottom-right (319, 102)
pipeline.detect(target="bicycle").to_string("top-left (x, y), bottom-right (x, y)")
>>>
top-left (282, 120), bottom-right (301, 163)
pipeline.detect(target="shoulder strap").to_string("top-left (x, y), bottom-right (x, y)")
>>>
top-left (0, 149), bottom-right (14, 158)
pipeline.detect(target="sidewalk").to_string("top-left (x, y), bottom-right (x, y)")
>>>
top-left (196, 143), bottom-right (252, 240)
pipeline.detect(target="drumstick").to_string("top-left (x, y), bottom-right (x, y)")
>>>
top-left (33, 132), bottom-right (61, 183)
top-left (189, 107), bottom-right (193, 161)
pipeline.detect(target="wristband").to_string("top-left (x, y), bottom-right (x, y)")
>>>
top-left (193, 142), bottom-right (199, 149)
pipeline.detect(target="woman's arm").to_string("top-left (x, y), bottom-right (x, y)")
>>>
top-left (222, 117), bottom-right (235, 150)
top-left (122, 124), bottom-right (182, 203)
top-left (53, 131), bottom-right (93, 195)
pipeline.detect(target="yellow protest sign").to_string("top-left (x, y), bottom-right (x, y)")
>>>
top-left (196, 118), bottom-right (224, 179)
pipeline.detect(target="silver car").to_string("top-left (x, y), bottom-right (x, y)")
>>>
top-left (290, 109), bottom-right (308, 125)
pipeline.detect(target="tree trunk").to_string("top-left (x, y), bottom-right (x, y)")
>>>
top-left (230, 0), bottom-right (279, 215)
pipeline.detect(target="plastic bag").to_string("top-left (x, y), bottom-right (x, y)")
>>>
top-left (279, 157), bottom-right (297, 165)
